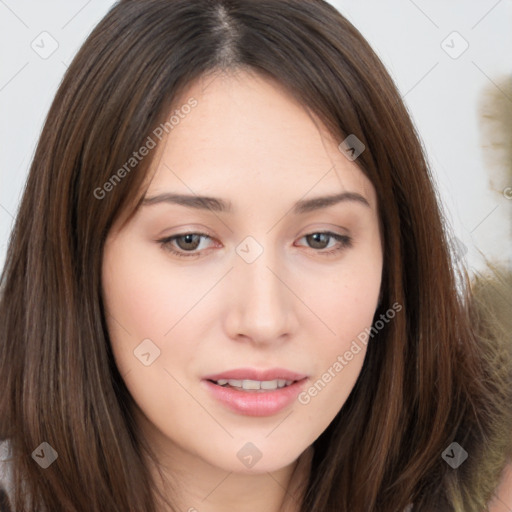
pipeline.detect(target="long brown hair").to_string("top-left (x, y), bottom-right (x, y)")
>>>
top-left (1, 1), bottom-right (511, 510)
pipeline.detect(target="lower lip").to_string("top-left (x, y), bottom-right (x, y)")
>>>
top-left (202, 379), bottom-right (308, 417)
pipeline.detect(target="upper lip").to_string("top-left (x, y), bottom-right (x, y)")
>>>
top-left (203, 368), bottom-right (308, 382)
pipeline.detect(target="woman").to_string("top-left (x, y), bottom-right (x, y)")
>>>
top-left (0, 0), bottom-right (511, 510)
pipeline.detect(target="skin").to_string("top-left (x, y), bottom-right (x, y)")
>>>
top-left (488, 463), bottom-right (512, 512)
top-left (101, 69), bottom-right (383, 512)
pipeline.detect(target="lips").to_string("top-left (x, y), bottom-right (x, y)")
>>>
top-left (201, 368), bottom-right (309, 416)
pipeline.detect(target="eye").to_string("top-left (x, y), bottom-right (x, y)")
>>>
top-left (296, 231), bottom-right (353, 256)
top-left (158, 232), bottom-right (215, 258)
top-left (157, 231), bottom-right (352, 259)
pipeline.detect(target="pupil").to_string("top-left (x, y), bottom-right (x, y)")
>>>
top-left (308, 233), bottom-right (328, 249)
top-left (179, 234), bottom-right (200, 250)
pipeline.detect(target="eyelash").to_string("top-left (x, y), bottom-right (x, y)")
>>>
top-left (157, 231), bottom-right (353, 259)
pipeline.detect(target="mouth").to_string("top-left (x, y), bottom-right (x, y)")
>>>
top-left (201, 369), bottom-right (309, 416)
top-left (207, 378), bottom-right (301, 392)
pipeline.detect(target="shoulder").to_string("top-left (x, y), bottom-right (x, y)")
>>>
top-left (487, 462), bottom-right (512, 512)
top-left (0, 440), bottom-right (13, 512)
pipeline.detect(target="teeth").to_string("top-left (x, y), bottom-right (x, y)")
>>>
top-left (213, 379), bottom-right (294, 390)
top-left (243, 379), bottom-right (261, 390)
top-left (261, 380), bottom-right (278, 390)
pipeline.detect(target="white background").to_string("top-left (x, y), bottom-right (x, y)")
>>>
top-left (1, 0), bottom-right (511, 274)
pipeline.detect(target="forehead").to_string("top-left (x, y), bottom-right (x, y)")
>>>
top-left (145, 69), bottom-right (377, 211)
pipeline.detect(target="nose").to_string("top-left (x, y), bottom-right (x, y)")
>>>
top-left (223, 247), bottom-right (297, 346)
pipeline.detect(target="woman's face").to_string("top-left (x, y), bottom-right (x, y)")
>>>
top-left (102, 70), bottom-right (383, 475)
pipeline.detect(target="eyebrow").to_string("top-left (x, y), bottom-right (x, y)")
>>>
top-left (141, 191), bottom-right (370, 214)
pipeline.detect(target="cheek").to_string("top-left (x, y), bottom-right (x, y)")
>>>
top-left (294, 250), bottom-right (381, 417)
top-left (101, 237), bottom-right (207, 350)
top-left (304, 247), bottom-right (382, 352)
top-left (101, 239), bottom-right (181, 392)
top-left (101, 239), bottom-right (205, 433)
